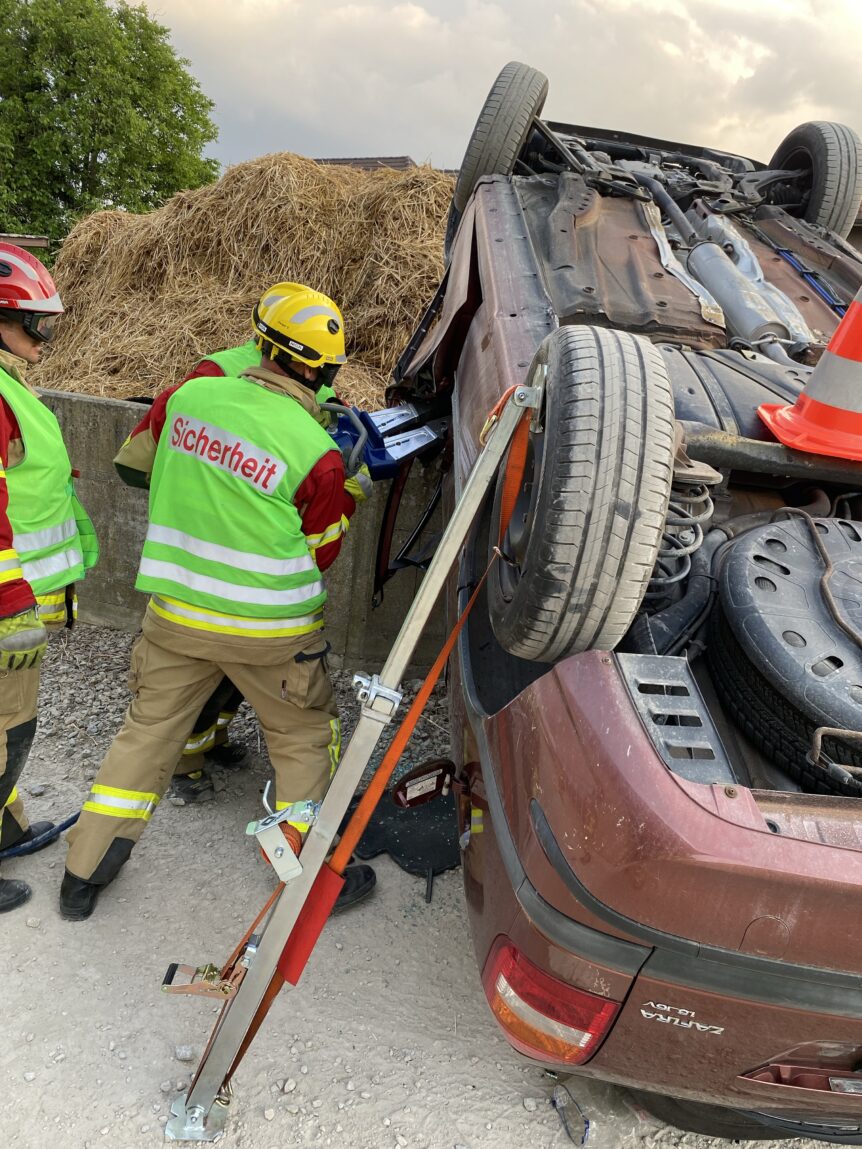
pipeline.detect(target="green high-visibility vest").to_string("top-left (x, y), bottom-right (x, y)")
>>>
top-left (206, 340), bottom-right (261, 378)
top-left (207, 340), bottom-right (338, 406)
top-left (0, 367), bottom-right (98, 594)
top-left (136, 375), bottom-right (339, 619)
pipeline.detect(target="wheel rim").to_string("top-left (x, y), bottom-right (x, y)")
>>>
top-left (773, 144), bottom-right (814, 215)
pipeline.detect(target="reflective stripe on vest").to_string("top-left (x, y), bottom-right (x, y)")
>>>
top-left (136, 375), bottom-right (337, 621)
top-left (139, 555), bottom-right (324, 606)
top-left (24, 546), bottom-right (83, 585)
top-left (14, 516), bottom-right (77, 552)
top-left (146, 524), bottom-right (315, 577)
top-left (0, 367), bottom-right (98, 594)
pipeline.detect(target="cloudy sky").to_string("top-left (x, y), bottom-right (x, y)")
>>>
top-left (150, 0), bottom-right (862, 170)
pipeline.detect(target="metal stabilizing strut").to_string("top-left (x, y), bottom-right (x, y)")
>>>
top-left (165, 385), bottom-right (541, 1142)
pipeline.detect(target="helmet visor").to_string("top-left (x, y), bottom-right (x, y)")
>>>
top-left (22, 311), bottom-right (60, 343)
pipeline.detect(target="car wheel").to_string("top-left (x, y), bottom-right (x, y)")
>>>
top-left (707, 608), bottom-right (862, 797)
top-left (452, 61), bottom-right (549, 215)
top-left (769, 120), bottom-right (862, 238)
top-left (487, 325), bottom-right (675, 662)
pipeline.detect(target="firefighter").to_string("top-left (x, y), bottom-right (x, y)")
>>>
top-left (60, 284), bottom-right (374, 919)
top-left (112, 284), bottom-right (370, 803)
top-left (169, 322), bottom-right (341, 795)
top-left (0, 243), bottom-right (98, 913)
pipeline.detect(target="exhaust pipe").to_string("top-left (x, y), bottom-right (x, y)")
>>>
top-left (685, 240), bottom-right (794, 353)
top-left (636, 175), bottom-right (811, 360)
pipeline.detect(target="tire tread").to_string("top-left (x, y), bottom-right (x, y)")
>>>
top-left (489, 326), bottom-right (674, 661)
top-left (453, 62), bottom-right (548, 212)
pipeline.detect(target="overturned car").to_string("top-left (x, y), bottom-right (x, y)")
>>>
top-left (386, 62), bottom-right (862, 1141)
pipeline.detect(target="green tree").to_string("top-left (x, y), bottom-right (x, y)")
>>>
top-left (0, 0), bottom-right (218, 238)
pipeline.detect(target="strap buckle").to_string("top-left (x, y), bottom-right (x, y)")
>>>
top-left (161, 962), bottom-right (246, 1000)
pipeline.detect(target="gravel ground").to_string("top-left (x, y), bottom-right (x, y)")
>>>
top-left (2, 623), bottom-right (820, 1149)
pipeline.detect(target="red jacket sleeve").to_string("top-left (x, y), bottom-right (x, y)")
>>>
top-left (295, 450), bottom-right (355, 571)
top-left (181, 360), bottom-right (226, 383)
top-left (0, 398), bottom-right (36, 617)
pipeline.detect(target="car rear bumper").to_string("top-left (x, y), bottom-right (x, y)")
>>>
top-left (460, 647), bottom-right (862, 1127)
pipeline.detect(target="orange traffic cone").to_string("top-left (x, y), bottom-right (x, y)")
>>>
top-left (759, 286), bottom-right (862, 461)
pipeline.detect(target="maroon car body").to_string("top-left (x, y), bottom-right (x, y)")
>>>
top-left (390, 85), bottom-right (862, 1141)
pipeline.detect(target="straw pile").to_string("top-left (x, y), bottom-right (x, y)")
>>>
top-left (33, 154), bottom-right (454, 409)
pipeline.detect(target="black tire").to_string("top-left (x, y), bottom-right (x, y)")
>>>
top-left (769, 121), bottom-right (862, 238)
top-left (452, 61), bottom-right (548, 214)
top-left (487, 326), bottom-right (675, 662)
top-left (707, 608), bottom-right (862, 797)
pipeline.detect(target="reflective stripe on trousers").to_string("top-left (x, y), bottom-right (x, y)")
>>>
top-left (274, 798), bottom-right (319, 834)
top-left (275, 720), bottom-right (341, 830)
top-left (182, 725), bottom-right (216, 756)
top-left (327, 717), bottom-right (341, 779)
top-left (36, 590), bottom-right (75, 626)
top-left (82, 784), bottom-right (160, 821)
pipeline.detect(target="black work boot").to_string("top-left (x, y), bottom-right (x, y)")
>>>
top-left (6, 820), bottom-right (57, 854)
top-left (206, 742), bottom-right (248, 769)
top-left (59, 870), bottom-right (101, 921)
top-left (168, 768), bottom-right (215, 804)
top-left (333, 864), bottom-right (376, 912)
top-left (0, 878), bottom-right (31, 913)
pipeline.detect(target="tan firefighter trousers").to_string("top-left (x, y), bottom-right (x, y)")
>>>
top-left (0, 664), bottom-right (40, 858)
top-left (64, 611), bottom-right (340, 884)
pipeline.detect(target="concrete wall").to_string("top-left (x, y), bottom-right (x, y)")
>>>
top-left (40, 390), bottom-right (445, 670)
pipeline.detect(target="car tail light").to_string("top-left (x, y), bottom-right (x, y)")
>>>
top-left (481, 937), bottom-right (620, 1065)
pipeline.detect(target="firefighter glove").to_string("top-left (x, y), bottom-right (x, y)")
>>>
top-left (344, 464), bottom-right (373, 504)
top-left (0, 608), bottom-right (48, 671)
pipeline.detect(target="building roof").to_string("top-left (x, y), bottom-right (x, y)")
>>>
top-left (314, 156), bottom-right (417, 171)
top-left (0, 232), bottom-right (49, 249)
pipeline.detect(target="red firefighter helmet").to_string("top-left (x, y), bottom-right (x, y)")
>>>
top-left (0, 243), bottom-right (63, 343)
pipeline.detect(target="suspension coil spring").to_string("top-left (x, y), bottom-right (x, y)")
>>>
top-left (646, 481), bottom-right (715, 601)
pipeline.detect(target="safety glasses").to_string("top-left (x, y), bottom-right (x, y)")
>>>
top-left (21, 311), bottom-right (60, 343)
